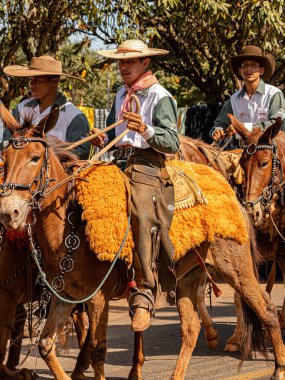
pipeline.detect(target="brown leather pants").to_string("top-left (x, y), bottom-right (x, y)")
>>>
top-left (124, 148), bottom-right (175, 290)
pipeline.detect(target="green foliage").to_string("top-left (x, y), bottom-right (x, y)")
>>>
top-left (0, 0), bottom-right (94, 105)
top-left (58, 41), bottom-right (123, 109)
top-left (2, 0), bottom-right (285, 107)
top-left (90, 0), bottom-right (285, 103)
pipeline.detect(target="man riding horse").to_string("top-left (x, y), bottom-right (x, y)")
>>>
top-left (210, 45), bottom-right (285, 149)
top-left (91, 39), bottom-right (180, 332)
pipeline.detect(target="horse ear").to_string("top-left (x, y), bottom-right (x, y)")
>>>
top-left (227, 114), bottom-right (250, 141)
top-left (35, 106), bottom-right (59, 137)
top-left (0, 101), bottom-right (21, 133)
top-left (258, 117), bottom-right (282, 143)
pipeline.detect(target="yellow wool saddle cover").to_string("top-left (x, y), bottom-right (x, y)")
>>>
top-left (75, 160), bottom-right (248, 265)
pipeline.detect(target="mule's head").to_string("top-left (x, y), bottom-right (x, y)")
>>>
top-left (228, 114), bottom-right (282, 226)
top-left (0, 102), bottom-right (59, 230)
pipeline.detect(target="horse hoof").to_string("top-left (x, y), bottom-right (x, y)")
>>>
top-left (71, 373), bottom-right (87, 380)
top-left (18, 368), bottom-right (39, 380)
top-left (271, 368), bottom-right (285, 380)
top-left (206, 336), bottom-right (218, 349)
top-left (128, 370), bottom-right (142, 380)
top-left (224, 342), bottom-right (240, 352)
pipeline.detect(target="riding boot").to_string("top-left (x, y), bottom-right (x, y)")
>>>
top-left (130, 288), bottom-right (154, 332)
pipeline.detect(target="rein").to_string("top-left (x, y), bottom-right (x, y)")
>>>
top-left (28, 215), bottom-right (131, 304)
top-left (1, 135), bottom-right (131, 306)
top-left (242, 142), bottom-right (284, 213)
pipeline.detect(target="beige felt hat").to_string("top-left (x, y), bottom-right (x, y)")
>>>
top-left (4, 55), bottom-right (81, 80)
top-left (97, 39), bottom-right (169, 60)
top-left (230, 45), bottom-right (275, 82)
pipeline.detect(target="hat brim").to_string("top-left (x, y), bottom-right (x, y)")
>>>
top-left (3, 65), bottom-right (83, 81)
top-left (97, 48), bottom-right (169, 60)
top-left (230, 54), bottom-right (275, 82)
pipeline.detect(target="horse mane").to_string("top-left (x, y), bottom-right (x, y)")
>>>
top-left (48, 137), bottom-right (80, 171)
top-left (179, 136), bottom-right (228, 178)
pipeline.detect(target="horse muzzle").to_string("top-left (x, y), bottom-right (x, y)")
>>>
top-left (0, 195), bottom-right (31, 230)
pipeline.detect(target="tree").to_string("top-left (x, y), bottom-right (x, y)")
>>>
top-left (89, 0), bottom-right (285, 104)
top-left (0, 0), bottom-right (95, 105)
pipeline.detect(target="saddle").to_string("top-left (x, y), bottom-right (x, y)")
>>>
top-left (166, 162), bottom-right (207, 209)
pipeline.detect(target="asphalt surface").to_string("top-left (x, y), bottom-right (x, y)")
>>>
top-left (11, 283), bottom-right (285, 380)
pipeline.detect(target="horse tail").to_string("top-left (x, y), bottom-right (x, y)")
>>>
top-left (239, 299), bottom-right (268, 366)
top-left (239, 210), bottom-right (267, 365)
top-left (244, 208), bottom-right (263, 274)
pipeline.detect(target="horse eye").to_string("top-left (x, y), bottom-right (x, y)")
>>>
top-left (31, 156), bottom-right (40, 163)
top-left (260, 162), bottom-right (268, 168)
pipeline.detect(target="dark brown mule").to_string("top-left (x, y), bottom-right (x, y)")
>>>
top-left (0, 108), bottom-right (285, 380)
top-left (0, 237), bottom-right (37, 380)
top-left (0, 235), bottom-right (89, 380)
top-left (227, 115), bottom-right (285, 326)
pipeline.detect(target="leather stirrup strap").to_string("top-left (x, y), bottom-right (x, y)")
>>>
top-left (194, 248), bottom-right (222, 297)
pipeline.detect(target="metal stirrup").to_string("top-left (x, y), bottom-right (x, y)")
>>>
top-left (128, 289), bottom-right (155, 317)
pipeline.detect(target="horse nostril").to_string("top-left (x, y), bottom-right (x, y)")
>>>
top-left (13, 209), bottom-right (19, 217)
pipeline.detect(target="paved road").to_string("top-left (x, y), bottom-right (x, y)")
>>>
top-left (14, 283), bottom-right (284, 380)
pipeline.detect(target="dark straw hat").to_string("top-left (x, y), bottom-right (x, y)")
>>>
top-left (230, 45), bottom-right (275, 82)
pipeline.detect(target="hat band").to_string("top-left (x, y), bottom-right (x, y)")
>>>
top-left (116, 47), bottom-right (144, 53)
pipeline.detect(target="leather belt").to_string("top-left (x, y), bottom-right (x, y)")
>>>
top-left (113, 147), bottom-right (140, 160)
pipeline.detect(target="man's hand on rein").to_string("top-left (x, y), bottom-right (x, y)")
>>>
top-left (89, 128), bottom-right (106, 147)
top-left (123, 111), bottom-right (147, 134)
top-left (212, 129), bottom-right (226, 142)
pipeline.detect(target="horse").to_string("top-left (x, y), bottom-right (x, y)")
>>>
top-left (175, 135), bottom-right (246, 352)
top-left (0, 234), bottom-right (89, 380)
top-left (0, 106), bottom-right (284, 380)
top-left (225, 115), bottom-right (285, 328)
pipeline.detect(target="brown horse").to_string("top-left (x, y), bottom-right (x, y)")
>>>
top-left (226, 115), bottom-right (285, 327)
top-left (0, 107), bottom-right (285, 380)
top-left (176, 135), bottom-right (246, 352)
top-left (0, 234), bottom-right (89, 380)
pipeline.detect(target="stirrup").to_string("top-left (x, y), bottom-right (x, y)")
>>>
top-left (128, 288), bottom-right (155, 317)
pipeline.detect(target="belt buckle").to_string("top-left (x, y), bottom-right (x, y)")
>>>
top-left (124, 147), bottom-right (132, 159)
top-left (113, 148), bottom-right (122, 159)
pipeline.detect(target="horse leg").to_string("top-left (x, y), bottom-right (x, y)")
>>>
top-left (0, 293), bottom-right (19, 378)
top-left (212, 238), bottom-right (285, 380)
top-left (225, 291), bottom-right (243, 352)
top-left (72, 307), bottom-right (89, 349)
top-left (38, 299), bottom-right (74, 380)
top-left (171, 267), bottom-right (205, 380)
top-left (6, 304), bottom-right (27, 371)
top-left (128, 332), bottom-right (144, 380)
top-left (276, 261), bottom-right (285, 329)
top-left (87, 292), bottom-right (109, 380)
top-left (71, 328), bottom-right (90, 380)
top-left (197, 276), bottom-right (218, 348)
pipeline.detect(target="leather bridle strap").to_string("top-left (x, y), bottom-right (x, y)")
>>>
top-left (0, 137), bottom-right (51, 201)
top-left (242, 142), bottom-right (280, 212)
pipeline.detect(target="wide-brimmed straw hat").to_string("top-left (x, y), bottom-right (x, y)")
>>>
top-left (230, 45), bottom-right (275, 82)
top-left (97, 39), bottom-right (169, 60)
top-left (4, 56), bottom-right (81, 80)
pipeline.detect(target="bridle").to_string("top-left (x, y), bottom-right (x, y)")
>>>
top-left (242, 142), bottom-right (284, 214)
top-left (0, 136), bottom-right (54, 211)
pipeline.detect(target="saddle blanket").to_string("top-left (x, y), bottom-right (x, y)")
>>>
top-left (75, 160), bottom-right (248, 265)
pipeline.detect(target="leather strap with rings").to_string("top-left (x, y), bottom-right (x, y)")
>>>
top-left (113, 147), bottom-right (140, 160)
